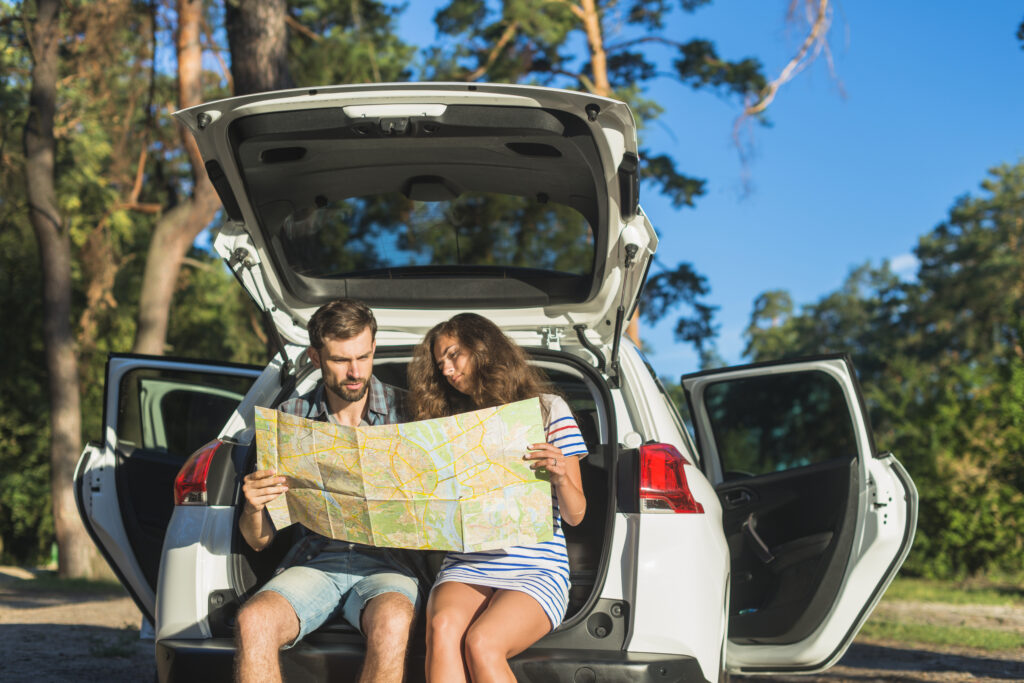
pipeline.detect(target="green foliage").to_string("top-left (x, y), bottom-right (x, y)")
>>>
top-left (640, 263), bottom-right (716, 351)
top-left (0, 220), bottom-right (54, 565)
top-left (744, 160), bottom-right (1024, 579)
top-left (167, 249), bottom-right (268, 365)
top-left (288, 1), bottom-right (415, 85)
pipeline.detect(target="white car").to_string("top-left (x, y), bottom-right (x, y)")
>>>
top-left (75, 82), bottom-right (917, 682)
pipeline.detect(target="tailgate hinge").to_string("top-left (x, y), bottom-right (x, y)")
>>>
top-left (541, 327), bottom-right (564, 351)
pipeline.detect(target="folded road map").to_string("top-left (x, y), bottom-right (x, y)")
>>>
top-left (254, 397), bottom-right (552, 552)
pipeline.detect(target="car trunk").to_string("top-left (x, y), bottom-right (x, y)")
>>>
top-left (213, 347), bottom-right (618, 651)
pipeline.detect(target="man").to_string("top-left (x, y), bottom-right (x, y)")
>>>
top-left (235, 298), bottom-right (418, 683)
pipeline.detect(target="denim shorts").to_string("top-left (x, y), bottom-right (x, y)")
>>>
top-left (257, 540), bottom-right (421, 647)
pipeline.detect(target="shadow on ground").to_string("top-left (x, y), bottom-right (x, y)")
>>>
top-left (0, 623), bottom-right (155, 682)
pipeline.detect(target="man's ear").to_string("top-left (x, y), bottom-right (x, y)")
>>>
top-left (307, 346), bottom-right (321, 369)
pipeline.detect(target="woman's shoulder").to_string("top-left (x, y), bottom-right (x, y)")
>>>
top-left (539, 393), bottom-right (574, 422)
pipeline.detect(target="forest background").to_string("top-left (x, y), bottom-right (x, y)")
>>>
top-left (1, 0), bottom-right (1022, 583)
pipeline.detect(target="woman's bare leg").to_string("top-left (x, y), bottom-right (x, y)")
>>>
top-left (425, 582), bottom-right (491, 683)
top-left (463, 589), bottom-right (552, 683)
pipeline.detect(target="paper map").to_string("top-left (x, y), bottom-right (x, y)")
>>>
top-left (253, 398), bottom-right (552, 552)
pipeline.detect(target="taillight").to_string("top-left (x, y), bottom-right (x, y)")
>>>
top-left (639, 442), bottom-right (705, 514)
top-left (173, 439), bottom-right (223, 505)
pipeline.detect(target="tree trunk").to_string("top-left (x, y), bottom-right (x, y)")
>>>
top-left (132, 0), bottom-right (222, 355)
top-left (225, 0), bottom-right (294, 95)
top-left (24, 0), bottom-right (97, 578)
top-left (576, 0), bottom-right (642, 346)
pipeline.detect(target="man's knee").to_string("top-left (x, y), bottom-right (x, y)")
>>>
top-left (363, 592), bottom-right (414, 647)
top-left (237, 591), bottom-right (300, 649)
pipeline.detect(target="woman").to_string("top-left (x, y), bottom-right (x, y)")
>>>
top-left (408, 312), bottom-right (587, 682)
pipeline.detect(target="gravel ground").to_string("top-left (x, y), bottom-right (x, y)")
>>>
top-left (1, 566), bottom-right (1022, 682)
top-left (0, 566), bottom-right (155, 682)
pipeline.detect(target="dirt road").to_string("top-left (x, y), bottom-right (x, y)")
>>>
top-left (1, 567), bottom-right (1022, 682)
top-left (0, 567), bottom-right (154, 681)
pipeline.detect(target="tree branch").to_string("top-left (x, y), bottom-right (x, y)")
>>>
top-left (544, 0), bottom-right (586, 22)
top-left (604, 35), bottom-right (685, 53)
top-left (285, 13), bottom-right (322, 42)
top-left (465, 20), bottom-right (519, 82)
top-left (201, 13), bottom-right (232, 90)
top-left (743, 0), bottom-right (831, 117)
top-left (579, 0), bottom-right (611, 96)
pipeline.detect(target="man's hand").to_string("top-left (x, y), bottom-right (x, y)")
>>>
top-left (240, 469), bottom-right (285, 551)
top-left (242, 469), bottom-right (288, 513)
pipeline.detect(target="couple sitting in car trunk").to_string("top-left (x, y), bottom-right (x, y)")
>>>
top-left (236, 298), bottom-right (588, 683)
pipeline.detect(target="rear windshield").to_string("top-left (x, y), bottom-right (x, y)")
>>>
top-left (276, 191), bottom-right (595, 279)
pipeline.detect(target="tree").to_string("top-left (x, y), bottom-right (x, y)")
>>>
top-left (132, 0), bottom-right (224, 355)
top-left (226, 0), bottom-right (295, 94)
top-left (22, 0), bottom-right (97, 578)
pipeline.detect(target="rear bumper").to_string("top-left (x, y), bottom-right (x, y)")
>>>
top-left (156, 638), bottom-right (709, 682)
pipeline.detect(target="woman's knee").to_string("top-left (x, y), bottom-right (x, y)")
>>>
top-left (463, 624), bottom-right (504, 667)
top-left (426, 607), bottom-right (467, 648)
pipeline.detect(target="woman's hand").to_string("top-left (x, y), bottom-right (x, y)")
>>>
top-left (525, 443), bottom-right (570, 484)
top-left (525, 442), bottom-right (587, 526)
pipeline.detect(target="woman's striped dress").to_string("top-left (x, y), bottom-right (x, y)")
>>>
top-left (432, 394), bottom-right (588, 629)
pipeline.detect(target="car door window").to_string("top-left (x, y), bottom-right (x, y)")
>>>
top-left (118, 368), bottom-right (255, 458)
top-left (702, 370), bottom-right (858, 478)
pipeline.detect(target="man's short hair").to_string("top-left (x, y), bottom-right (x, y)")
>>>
top-left (307, 298), bottom-right (377, 349)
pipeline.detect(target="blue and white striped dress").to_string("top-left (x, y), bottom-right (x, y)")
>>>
top-left (433, 395), bottom-right (588, 629)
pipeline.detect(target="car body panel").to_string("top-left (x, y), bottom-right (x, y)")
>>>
top-left (175, 83), bottom-right (657, 347)
top-left (157, 505), bottom-right (237, 640)
top-left (682, 355), bottom-right (918, 673)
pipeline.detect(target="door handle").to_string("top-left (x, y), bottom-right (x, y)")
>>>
top-left (724, 489), bottom-right (752, 507)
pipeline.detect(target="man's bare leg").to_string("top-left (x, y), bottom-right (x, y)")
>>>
top-left (235, 590), bottom-right (301, 683)
top-left (359, 591), bottom-right (416, 683)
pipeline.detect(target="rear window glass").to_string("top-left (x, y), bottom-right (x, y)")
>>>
top-left (276, 191), bottom-right (594, 279)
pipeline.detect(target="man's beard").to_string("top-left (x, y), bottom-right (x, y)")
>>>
top-left (326, 377), bottom-right (369, 403)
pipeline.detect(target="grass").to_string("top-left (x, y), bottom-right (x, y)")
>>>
top-left (859, 617), bottom-right (1024, 652)
top-left (14, 571), bottom-right (127, 596)
top-left (856, 575), bottom-right (1024, 653)
top-left (882, 575), bottom-right (1024, 606)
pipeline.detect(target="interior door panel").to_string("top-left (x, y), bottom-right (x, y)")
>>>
top-left (721, 457), bottom-right (857, 643)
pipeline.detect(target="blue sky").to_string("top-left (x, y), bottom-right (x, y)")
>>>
top-left (399, 2), bottom-right (1024, 381)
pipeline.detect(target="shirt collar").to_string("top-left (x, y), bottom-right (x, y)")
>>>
top-left (311, 375), bottom-right (388, 426)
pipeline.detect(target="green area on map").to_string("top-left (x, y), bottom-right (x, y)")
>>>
top-left (253, 398), bottom-right (552, 552)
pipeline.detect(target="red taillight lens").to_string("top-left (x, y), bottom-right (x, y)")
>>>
top-left (173, 439), bottom-right (222, 505)
top-left (639, 442), bottom-right (705, 514)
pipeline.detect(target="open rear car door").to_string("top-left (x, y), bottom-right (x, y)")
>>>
top-left (74, 354), bottom-right (260, 623)
top-left (682, 354), bottom-right (917, 674)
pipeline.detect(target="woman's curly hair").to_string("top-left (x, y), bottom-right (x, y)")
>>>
top-left (408, 313), bottom-right (556, 420)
